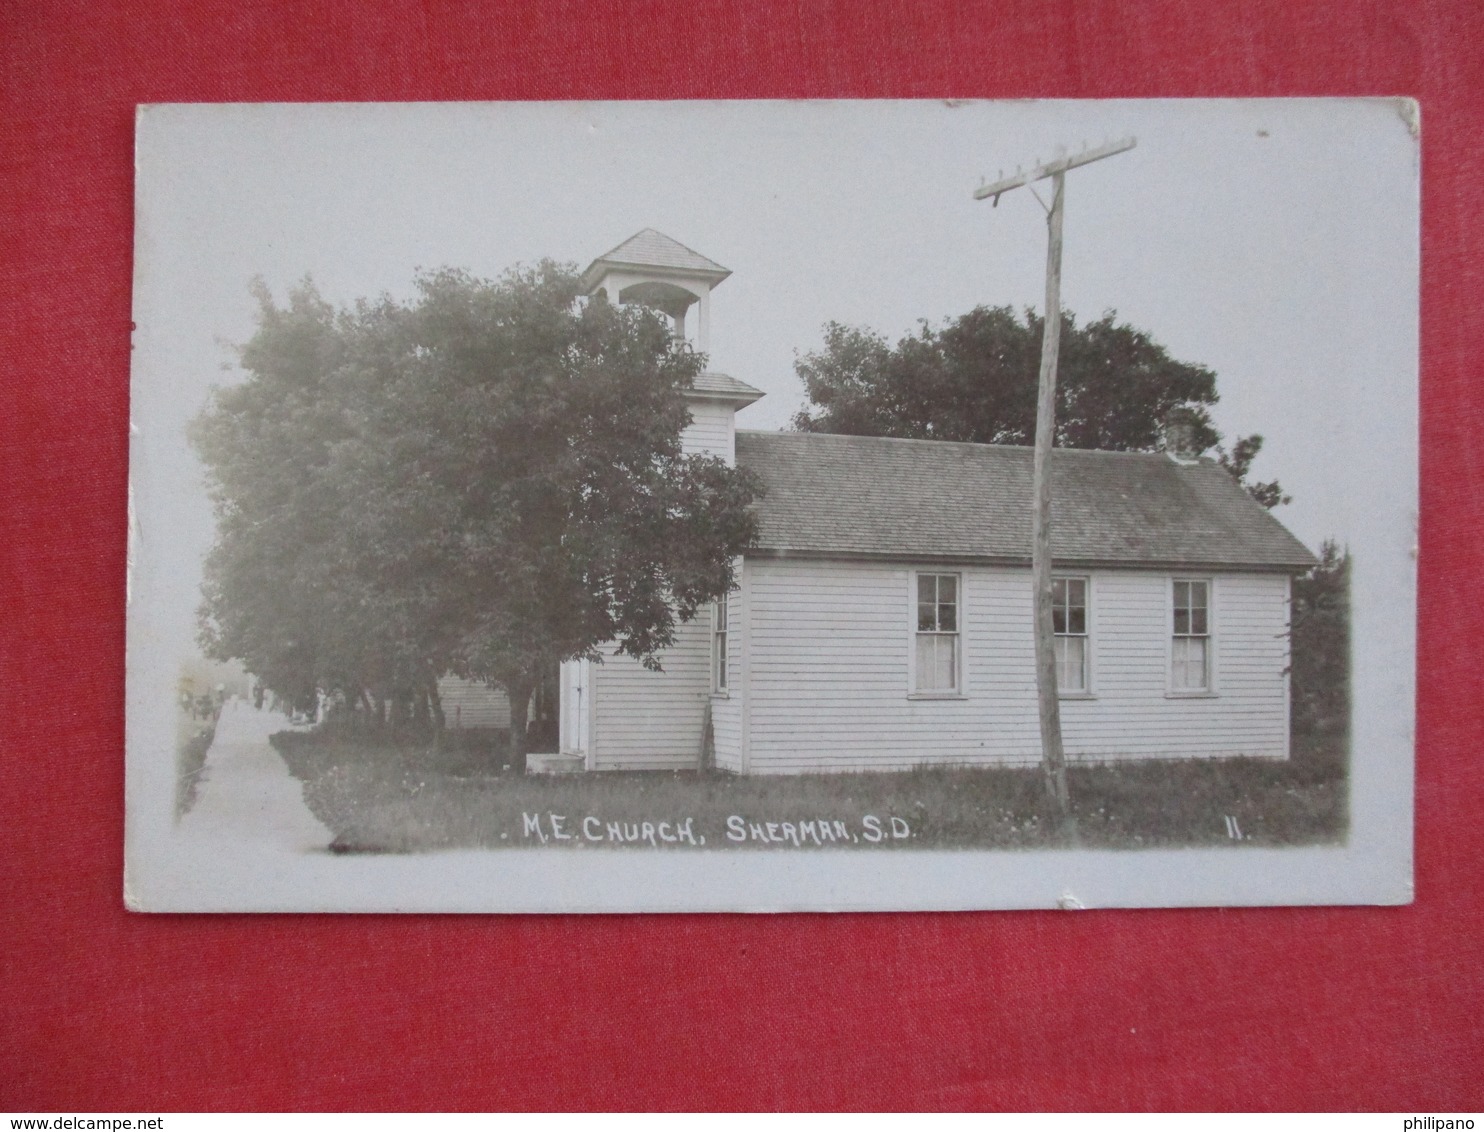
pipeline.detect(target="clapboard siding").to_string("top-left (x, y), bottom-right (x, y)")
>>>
top-left (591, 618), bottom-right (712, 770)
top-left (743, 559), bottom-right (1291, 773)
top-left (681, 399), bottom-right (735, 463)
top-left (1070, 574), bottom-right (1290, 758)
top-left (436, 676), bottom-right (511, 730)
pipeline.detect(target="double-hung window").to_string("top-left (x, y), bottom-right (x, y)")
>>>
top-left (711, 595), bottom-right (729, 693)
top-left (1171, 579), bottom-right (1211, 692)
top-left (1052, 576), bottom-right (1089, 693)
top-left (915, 573), bottom-right (960, 693)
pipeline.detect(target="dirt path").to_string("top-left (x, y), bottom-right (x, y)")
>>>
top-left (176, 699), bottom-right (331, 853)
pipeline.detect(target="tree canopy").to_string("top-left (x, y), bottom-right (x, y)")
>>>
top-left (1290, 539), bottom-right (1351, 748)
top-left (192, 262), bottom-right (760, 769)
top-left (793, 306), bottom-right (1287, 507)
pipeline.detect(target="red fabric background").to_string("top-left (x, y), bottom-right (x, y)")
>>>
top-left (2, 0), bottom-right (1480, 1112)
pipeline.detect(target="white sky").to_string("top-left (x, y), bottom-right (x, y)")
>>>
top-left (131, 99), bottom-right (1418, 662)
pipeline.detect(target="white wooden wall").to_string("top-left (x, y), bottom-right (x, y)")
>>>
top-left (680, 399), bottom-right (735, 463)
top-left (436, 676), bottom-right (511, 730)
top-left (556, 392), bottom-right (737, 770)
top-left (589, 618), bottom-right (713, 770)
top-left (738, 559), bottom-right (1292, 773)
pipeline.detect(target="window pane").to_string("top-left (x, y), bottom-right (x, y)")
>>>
top-left (1054, 577), bottom-right (1087, 635)
top-left (1172, 637), bottom-right (1208, 691)
top-left (1055, 636), bottom-right (1086, 691)
top-left (915, 635), bottom-right (934, 690)
top-left (938, 602), bottom-right (956, 632)
top-left (918, 602), bottom-right (936, 632)
top-left (1174, 581), bottom-right (1208, 637)
top-left (938, 635), bottom-right (957, 690)
top-left (918, 574), bottom-right (937, 604)
top-left (916, 633), bottom-right (957, 692)
top-left (917, 635), bottom-right (936, 690)
top-left (938, 575), bottom-right (956, 604)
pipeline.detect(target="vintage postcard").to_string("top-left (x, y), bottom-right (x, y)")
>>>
top-left (125, 99), bottom-right (1417, 912)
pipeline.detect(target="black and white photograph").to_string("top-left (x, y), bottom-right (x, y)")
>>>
top-left (124, 99), bottom-right (1417, 912)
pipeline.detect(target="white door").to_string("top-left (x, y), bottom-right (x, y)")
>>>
top-left (559, 659), bottom-right (591, 761)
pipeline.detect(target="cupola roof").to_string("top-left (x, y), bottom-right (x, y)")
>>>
top-left (580, 229), bottom-right (731, 291)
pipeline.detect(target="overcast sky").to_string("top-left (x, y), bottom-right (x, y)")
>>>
top-left (131, 99), bottom-right (1418, 661)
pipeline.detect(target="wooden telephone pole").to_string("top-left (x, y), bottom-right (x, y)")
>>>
top-left (974, 136), bottom-right (1137, 825)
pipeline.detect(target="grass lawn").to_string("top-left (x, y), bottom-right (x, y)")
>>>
top-left (273, 726), bottom-right (1347, 853)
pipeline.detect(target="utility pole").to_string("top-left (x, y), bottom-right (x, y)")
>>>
top-left (974, 136), bottom-right (1136, 828)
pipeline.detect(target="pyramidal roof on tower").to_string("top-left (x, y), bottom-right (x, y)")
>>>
top-left (580, 229), bottom-right (732, 289)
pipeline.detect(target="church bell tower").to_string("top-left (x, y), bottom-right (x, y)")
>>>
top-left (579, 228), bottom-right (732, 352)
top-left (578, 228), bottom-right (764, 467)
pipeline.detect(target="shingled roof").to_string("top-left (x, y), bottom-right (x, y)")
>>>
top-left (734, 431), bottom-right (1316, 571)
top-left (581, 229), bottom-right (731, 285)
top-left (690, 371), bottom-right (765, 405)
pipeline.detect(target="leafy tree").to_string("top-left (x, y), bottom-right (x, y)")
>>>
top-left (793, 306), bottom-right (1287, 507)
top-left (194, 263), bottom-right (760, 771)
top-left (191, 282), bottom-right (416, 715)
top-left (1290, 540), bottom-right (1351, 759)
top-left (1214, 434), bottom-right (1291, 510)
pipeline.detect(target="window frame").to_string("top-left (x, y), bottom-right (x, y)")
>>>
top-left (711, 593), bottom-right (729, 695)
top-left (1052, 574), bottom-right (1095, 698)
top-left (909, 570), bottom-right (965, 699)
top-left (1167, 576), bottom-right (1218, 697)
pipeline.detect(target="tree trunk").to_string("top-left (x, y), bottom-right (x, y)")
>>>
top-left (506, 678), bottom-right (534, 775)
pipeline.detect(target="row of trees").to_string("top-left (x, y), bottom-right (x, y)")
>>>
top-left (193, 264), bottom-right (760, 770)
top-left (794, 306), bottom-right (1289, 507)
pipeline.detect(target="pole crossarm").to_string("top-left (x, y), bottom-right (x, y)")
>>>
top-left (974, 136), bottom-right (1137, 204)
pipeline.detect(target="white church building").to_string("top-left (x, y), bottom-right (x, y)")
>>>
top-left (444, 229), bottom-right (1317, 775)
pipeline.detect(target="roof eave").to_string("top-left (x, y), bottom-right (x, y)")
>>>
top-left (580, 258), bottom-right (733, 293)
top-left (686, 390), bottom-right (765, 408)
top-left (741, 546), bottom-right (1316, 573)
